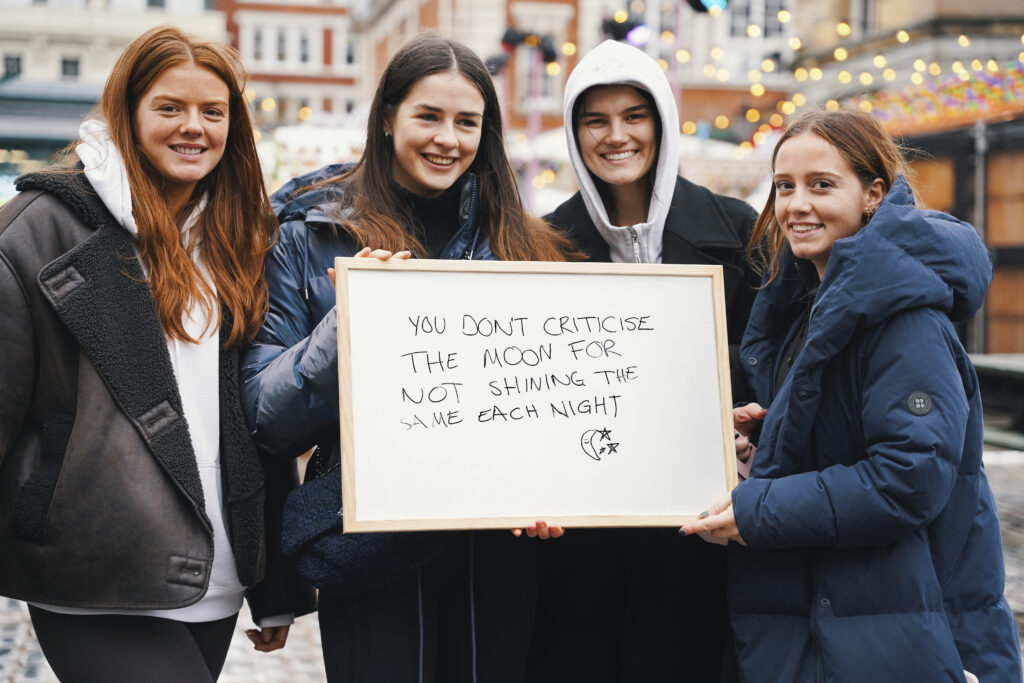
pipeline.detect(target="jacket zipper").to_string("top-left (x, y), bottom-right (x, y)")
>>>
top-left (440, 176), bottom-right (480, 260)
top-left (628, 227), bottom-right (641, 263)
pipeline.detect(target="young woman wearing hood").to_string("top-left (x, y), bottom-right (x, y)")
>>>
top-left (682, 108), bottom-right (1021, 682)
top-left (531, 40), bottom-right (760, 682)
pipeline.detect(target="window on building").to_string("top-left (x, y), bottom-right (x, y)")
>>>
top-left (204, 0), bottom-right (215, 10)
top-left (253, 28), bottom-right (264, 61)
top-left (764, 0), bottom-right (785, 37)
top-left (730, 0), bottom-right (752, 38)
top-left (3, 55), bottom-right (22, 79)
top-left (346, 42), bottom-right (355, 65)
top-left (146, 0), bottom-right (165, 8)
top-left (300, 30), bottom-right (310, 63)
top-left (277, 29), bottom-right (287, 62)
top-left (346, 99), bottom-right (355, 113)
top-left (61, 58), bottom-right (80, 80)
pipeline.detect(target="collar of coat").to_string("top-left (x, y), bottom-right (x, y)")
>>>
top-left (14, 172), bottom-right (265, 567)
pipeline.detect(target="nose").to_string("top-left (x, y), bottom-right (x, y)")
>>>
top-left (788, 186), bottom-right (812, 214)
top-left (606, 119), bottom-right (628, 144)
top-left (180, 108), bottom-right (203, 136)
top-left (433, 121), bottom-right (457, 149)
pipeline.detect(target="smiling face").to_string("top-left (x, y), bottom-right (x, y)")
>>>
top-left (576, 84), bottom-right (658, 191)
top-left (773, 131), bottom-right (885, 278)
top-left (133, 62), bottom-right (229, 212)
top-left (388, 71), bottom-right (484, 197)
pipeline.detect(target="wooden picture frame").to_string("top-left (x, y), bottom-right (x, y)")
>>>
top-left (335, 258), bottom-right (737, 532)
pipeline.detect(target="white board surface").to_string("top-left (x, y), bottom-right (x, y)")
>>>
top-left (336, 259), bottom-right (736, 531)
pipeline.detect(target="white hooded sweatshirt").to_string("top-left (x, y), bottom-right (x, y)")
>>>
top-left (563, 40), bottom-right (680, 264)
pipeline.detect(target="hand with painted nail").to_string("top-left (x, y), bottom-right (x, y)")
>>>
top-left (511, 520), bottom-right (565, 539)
top-left (245, 625), bottom-right (290, 652)
top-left (733, 403), bottom-right (767, 439)
top-left (680, 493), bottom-right (746, 546)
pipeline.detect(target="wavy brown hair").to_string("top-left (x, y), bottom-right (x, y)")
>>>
top-left (307, 34), bottom-right (576, 261)
top-left (748, 107), bottom-right (912, 284)
top-left (93, 25), bottom-right (276, 345)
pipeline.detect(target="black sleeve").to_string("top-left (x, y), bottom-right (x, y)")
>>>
top-left (246, 451), bottom-right (318, 622)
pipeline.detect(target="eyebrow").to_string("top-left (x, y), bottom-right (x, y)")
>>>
top-left (149, 93), bottom-right (229, 107)
top-left (773, 171), bottom-right (843, 180)
top-left (580, 103), bottom-right (650, 118)
top-left (412, 103), bottom-right (483, 118)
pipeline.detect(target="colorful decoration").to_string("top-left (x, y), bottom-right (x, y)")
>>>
top-left (850, 58), bottom-right (1024, 135)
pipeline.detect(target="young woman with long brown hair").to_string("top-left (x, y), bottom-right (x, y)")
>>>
top-left (240, 33), bottom-right (575, 683)
top-left (0, 25), bottom-right (313, 682)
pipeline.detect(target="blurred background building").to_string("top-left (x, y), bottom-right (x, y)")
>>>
top-left (1, 0), bottom-right (1023, 352)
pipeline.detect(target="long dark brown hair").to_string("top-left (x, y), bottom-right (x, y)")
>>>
top-left (93, 25), bottom-right (276, 345)
top-left (748, 107), bottom-right (912, 284)
top-left (309, 33), bottom-right (575, 261)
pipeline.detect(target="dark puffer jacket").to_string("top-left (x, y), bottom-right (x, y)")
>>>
top-left (0, 171), bottom-right (310, 620)
top-left (730, 177), bottom-right (1021, 682)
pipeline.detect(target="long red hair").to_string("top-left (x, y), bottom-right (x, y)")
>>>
top-left (98, 25), bottom-right (276, 346)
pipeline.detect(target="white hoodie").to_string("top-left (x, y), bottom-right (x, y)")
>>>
top-left (33, 120), bottom-right (245, 623)
top-left (563, 40), bottom-right (680, 263)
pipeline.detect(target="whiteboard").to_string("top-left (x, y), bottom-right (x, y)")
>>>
top-left (335, 259), bottom-right (737, 531)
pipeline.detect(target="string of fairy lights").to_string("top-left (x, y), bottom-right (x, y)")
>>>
top-left (575, 5), bottom-right (1024, 147)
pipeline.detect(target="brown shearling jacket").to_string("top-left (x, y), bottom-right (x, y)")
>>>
top-left (0, 170), bottom-right (313, 620)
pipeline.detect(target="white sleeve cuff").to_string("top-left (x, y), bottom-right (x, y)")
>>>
top-left (256, 613), bottom-right (295, 628)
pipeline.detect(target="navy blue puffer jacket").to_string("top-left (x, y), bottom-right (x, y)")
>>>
top-left (730, 177), bottom-right (1022, 682)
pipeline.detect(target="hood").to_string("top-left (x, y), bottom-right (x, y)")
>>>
top-left (563, 40), bottom-right (680, 263)
top-left (76, 119), bottom-right (139, 236)
top-left (818, 175), bottom-right (990, 330)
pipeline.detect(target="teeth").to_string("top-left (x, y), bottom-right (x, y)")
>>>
top-left (424, 154), bottom-right (454, 166)
top-left (603, 151), bottom-right (636, 161)
top-left (790, 224), bottom-right (820, 233)
top-left (172, 146), bottom-right (203, 155)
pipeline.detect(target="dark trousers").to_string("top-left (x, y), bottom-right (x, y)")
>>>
top-left (527, 529), bottom-right (732, 683)
top-left (318, 531), bottom-right (539, 683)
top-left (28, 605), bottom-right (237, 683)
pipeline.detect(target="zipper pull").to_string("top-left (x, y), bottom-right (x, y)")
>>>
top-left (629, 229), bottom-right (641, 263)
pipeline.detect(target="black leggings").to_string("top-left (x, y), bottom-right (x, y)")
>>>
top-left (28, 606), bottom-right (237, 683)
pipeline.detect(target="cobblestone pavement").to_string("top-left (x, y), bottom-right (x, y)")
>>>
top-left (4, 448), bottom-right (1024, 682)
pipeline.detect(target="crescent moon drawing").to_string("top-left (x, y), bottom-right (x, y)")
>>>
top-left (580, 429), bottom-right (602, 460)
